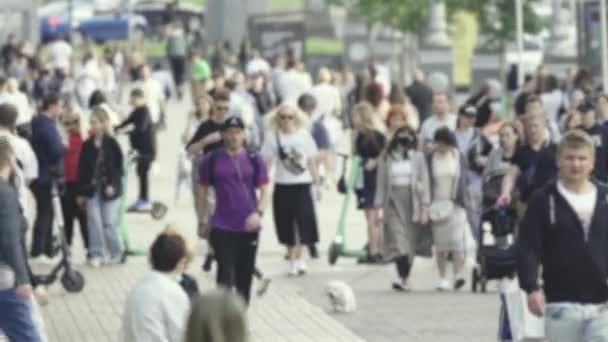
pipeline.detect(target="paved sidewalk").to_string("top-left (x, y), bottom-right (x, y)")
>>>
top-left (37, 257), bottom-right (365, 342)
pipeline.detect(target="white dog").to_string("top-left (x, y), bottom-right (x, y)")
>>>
top-left (326, 280), bottom-right (357, 313)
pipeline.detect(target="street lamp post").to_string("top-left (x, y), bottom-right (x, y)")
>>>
top-left (601, 0), bottom-right (608, 91)
top-left (515, 0), bottom-right (524, 88)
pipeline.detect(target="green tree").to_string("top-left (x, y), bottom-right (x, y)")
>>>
top-left (446, 0), bottom-right (543, 51)
top-left (328, 0), bottom-right (429, 34)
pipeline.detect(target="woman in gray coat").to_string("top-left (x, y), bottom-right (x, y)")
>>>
top-left (374, 126), bottom-right (432, 291)
top-left (422, 127), bottom-right (472, 291)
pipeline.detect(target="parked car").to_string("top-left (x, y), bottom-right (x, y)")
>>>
top-left (134, 0), bottom-right (203, 38)
top-left (41, 12), bottom-right (148, 43)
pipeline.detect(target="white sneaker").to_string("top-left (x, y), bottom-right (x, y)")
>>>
top-left (34, 285), bottom-right (49, 306)
top-left (287, 260), bottom-right (298, 277)
top-left (106, 255), bottom-right (123, 266)
top-left (436, 279), bottom-right (451, 291)
top-left (297, 259), bottom-right (307, 276)
top-left (88, 257), bottom-right (103, 268)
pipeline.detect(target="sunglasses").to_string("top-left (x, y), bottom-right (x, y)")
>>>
top-left (279, 114), bottom-right (294, 121)
top-left (215, 106), bottom-right (229, 112)
top-left (63, 120), bottom-right (79, 125)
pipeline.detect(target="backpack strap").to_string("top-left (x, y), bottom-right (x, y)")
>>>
top-left (549, 193), bottom-right (556, 227)
top-left (247, 149), bottom-right (260, 185)
top-left (208, 149), bottom-right (219, 186)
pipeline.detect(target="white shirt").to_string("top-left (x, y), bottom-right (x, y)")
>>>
top-left (455, 127), bottom-right (475, 155)
top-left (246, 57), bottom-right (271, 76)
top-left (557, 181), bottom-right (597, 234)
top-left (389, 157), bottom-right (412, 186)
top-left (419, 114), bottom-right (458, 144)
top-left (276, 70), bottom-right (313, 106)
top-left (261, 129), bottom-right (318, 184)
top-left (134, 78), bottom-right (165, 124)
top-left (122, 271), bottom-right (190, 342)
top-left (6, 92), bottom-right (32, 125)
top-left (540, 89), bottom-right (563, 126)
top-left (0, 92), bottom-right (33, 125)
top-left (310, 83), bottom-right (342, 119)
top-left (0, 131), bottom-right (38, 217)
top-left (47, 40), bottom-right (73, 71)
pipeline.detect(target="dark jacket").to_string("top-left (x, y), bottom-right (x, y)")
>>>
top-left (406, 80), bottom-right (433, 123)
top-left (518, 181), bottom-right (608, 304)
top-left (116, 105), bottom-right (156, 160)
top-left (30, 114), bottom-right (66, 184)
top-left (0, 180), bottom-right (29, 286)
top-left (77, 135), bottom-right (124, 200)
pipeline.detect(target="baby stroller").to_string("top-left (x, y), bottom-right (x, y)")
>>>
top-left (471, 168), bottom-right (518, 293)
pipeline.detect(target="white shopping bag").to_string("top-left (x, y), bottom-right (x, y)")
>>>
top-left (504, 280), bottom-right (545, 341)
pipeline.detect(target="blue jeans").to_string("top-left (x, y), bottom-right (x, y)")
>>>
top-left (0, 288), bottom-right (42, 342)
top-left (546, 303), bottom-right (608, 341)
top-left (86, 193), bottom-right (123, 259)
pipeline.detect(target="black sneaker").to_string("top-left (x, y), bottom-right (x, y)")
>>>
top-left (202, 254), bottom-right (214, 272)
top-left (308, 244), bottom-right (319, 259)
top-left (454, 278), bottom-right (466, 290)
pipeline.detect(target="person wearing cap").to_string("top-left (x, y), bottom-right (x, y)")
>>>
top-left (198, 116), bottom-right (269, 304)
top-left (455, 105), bottom-right (493, 239)
top-left (578, 100), bottom-right (608, 183)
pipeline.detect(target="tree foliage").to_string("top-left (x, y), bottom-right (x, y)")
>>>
top-left (330, 0), bottom-right (544, 49)
top-left (446, 0), bottom-right (543, 50)
top-left (328, 0), bottom-right (429, 33)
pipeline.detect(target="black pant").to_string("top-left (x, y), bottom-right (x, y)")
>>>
top-left (136, 157), bottom-right (152, 202)
top-left (31, 181), bottom-right (54, 257)
top-left (272, 184), bottom-right (319, 246)
top-left (169, 56), bottom-right (186, 87)
top-left (395, 255), bottom-right (412, 279)
top-left (210, 229), bottom-right (259, 304)
top-left (61, 182), bottom-right (88, 250)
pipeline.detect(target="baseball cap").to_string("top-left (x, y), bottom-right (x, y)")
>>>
top-left (222, 116), bottom-right (245, 131)
top-left (459, 105), bottom-right (477, 117)
top-left (577, 100), bottom-right (595, 113)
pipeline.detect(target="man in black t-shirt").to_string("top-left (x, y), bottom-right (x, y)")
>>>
top-left (578, 101), bottom-right (608, 183)
top-left (497, 114), bottom-right (558, 210)
top-left (186, 92), bottom-right (230, 156)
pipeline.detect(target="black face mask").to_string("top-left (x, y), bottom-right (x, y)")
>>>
top-left (397, 136), bottom-right (415, 148)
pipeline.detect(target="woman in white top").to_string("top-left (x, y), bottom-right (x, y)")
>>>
top-left (374, 126), bottom-right (431, 291)
top-left (262, 105), bottom-right (320, 276)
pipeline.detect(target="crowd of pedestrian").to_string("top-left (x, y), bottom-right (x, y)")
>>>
top-left (3, 15), bottom-right (608, 341)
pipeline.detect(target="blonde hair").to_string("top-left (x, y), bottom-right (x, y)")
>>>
top-left (184, 290), bottom-right (248, 342)
top-left (557, 129), bottom-right (595, 158)
top-left (90, 106), bottom-right (113, 135)
top-left (318, 67), bottom-right (332, 84)
top-left (352, 101), bottom-right (385, 132)
top-left (266, 104), bottom-right (310, 132)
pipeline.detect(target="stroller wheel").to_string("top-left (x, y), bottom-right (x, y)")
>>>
top-left (61, 270), bottom-right (85, 293)
top-left (151, 202), bottom-right (168, 220)
top-left (328, 242), bottom-right (342, 266)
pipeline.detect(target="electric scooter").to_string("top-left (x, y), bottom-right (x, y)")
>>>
top-left (34, 177), bottom-right (85, 293)
top-left (119, 151), bottom-right (168, 262)
top-left (328, 154), bottom-right (367, 265)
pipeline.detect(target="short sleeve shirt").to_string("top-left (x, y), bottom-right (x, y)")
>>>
top-left (261, 129), bottom-right (318, 184)
top-left (199, 149), bottom-right (269, 231)
top-left (192, 58), bottom-right (210, 81)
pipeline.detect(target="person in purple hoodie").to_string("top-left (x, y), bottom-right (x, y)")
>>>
top-left (199, 116), bottom-right (269, 304)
